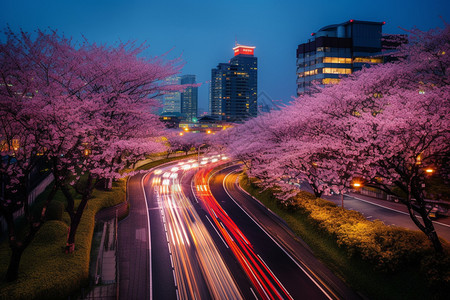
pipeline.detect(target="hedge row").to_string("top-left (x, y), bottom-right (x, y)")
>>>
top-left (0, 179), bottom-right (126, 300)
top-left (290, 191), bottom-right (434, 271)
top-left (243, 174), bottom-right (450, 296)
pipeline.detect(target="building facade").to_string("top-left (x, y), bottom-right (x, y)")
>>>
top-left (180, 75), bottom-right (198, 122)
top-left (296, 20), bottom-right (386, 95)
top-left (162, 76), bottom-right (181, 113)
top-left (210, 44), bottom-right (258, 122)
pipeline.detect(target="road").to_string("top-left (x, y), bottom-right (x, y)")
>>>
top-left (122, 158), bottom-right (358, 299)
top-left (143, 158), bottom-right (242, 299)
top-left (206, 164), bottom-right (360, 300)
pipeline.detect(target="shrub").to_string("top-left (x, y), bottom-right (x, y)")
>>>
top-left (0, 178), bottom-right (127, 300)
top-left (421, 250), bottom-right (450, 298)
top-left (244, 173), bottom-right (449, 275)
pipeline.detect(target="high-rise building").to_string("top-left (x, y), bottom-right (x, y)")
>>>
top-left (210, 44), bottom-right (257, 122)
top-left (296, 20), bottom-right (388, 95)
top-left (180, 75), bottom-right (198, 122)
top-left (162, 76), bottom-right (181, 113)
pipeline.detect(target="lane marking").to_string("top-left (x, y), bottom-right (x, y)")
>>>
top-left (221, 169), bottom-right (334, 300)
top-left (257, 254), bottom-right (293, 300)
top-left (141, 173), bottom-right (153, 300)
top-left (205, 215), bottom-right (229, 248)
top-left (170, 254), bottom-right (174, 268)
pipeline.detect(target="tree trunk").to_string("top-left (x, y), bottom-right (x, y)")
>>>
top-left (64, 174), bottom-right (94, 253)
top-left (103, 177), bottom-right (113, 190)
top-left (406, 182), bottom-right (443, 253)
top-left (2, 181), bottom-right (58, 281)
top-left (419, 207), bottom-right (443, 253)
top-left (65, 195), bottom-right (89, 253)
top-left (5, 246), bottom-right (24, 282)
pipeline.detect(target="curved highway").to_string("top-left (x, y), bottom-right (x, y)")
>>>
top-left (143, 158), bottom-right (242, 299)
top-left (131, 157), bottom-right (359, 299)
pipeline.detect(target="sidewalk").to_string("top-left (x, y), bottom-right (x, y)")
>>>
top-left (82, 203), bottom-right (126, 300)
top-left (117, 174), bottom-right (151, 300)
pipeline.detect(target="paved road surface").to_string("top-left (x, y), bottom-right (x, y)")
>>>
top-left (208, 164), bottom-right (360, 300)
top-left (119, 160), bottom-right (360, 300)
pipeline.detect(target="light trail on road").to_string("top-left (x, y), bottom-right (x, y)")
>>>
top-left (151, 159), bottom-right (242, 299)
top-left (193, 166), bottom-right (293, 300)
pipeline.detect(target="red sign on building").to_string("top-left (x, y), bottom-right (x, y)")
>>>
top-left (233, 45), bottom-right (255, 56)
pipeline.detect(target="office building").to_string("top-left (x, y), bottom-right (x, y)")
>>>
top-left (162, 76), bottom-right (181, 113)
top-left (180, 75), bottom-right (198, 122)
top-left (296, 20), bottom-right (388, 95)
top-left (210, 44), bottom-right (258, 122)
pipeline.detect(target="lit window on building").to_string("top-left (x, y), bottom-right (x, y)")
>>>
top-left (353, 57), bottom-right (383, 63)
top-left (322, 78), bottom-right (341, 84)
top-left (323, 68), bottom-right (352, 74)
top-left (323, 57), bottom-right (352, 64)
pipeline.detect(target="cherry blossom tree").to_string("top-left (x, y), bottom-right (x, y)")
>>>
top-left (223, 24), bottom-right (449, 252)
top-left (0, 27), bottom-right (183, 280)
top-left (0, 28), bottom-right (82, 280)
top-left (308, 24), bottom-right (450, 252)
top-left (51, 38), bottom-right (182, 253)
top-left (166, 130), bottom-right (209, 157)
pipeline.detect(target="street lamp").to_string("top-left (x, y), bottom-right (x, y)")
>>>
top-left (425, 168), bottom-right (434, 174)
top-left (352, 182), bottom-right (362, 188)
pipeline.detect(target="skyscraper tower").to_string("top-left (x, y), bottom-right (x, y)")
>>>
top-left (162, 76), bottom-right (181, 113)
top-left (180, 75), bottom-right (198, 122)
top-left (210, 44), bottom-right (257, 122)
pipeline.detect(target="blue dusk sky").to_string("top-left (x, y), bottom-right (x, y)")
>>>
top-left (1, 0), bottom-right (449, 111)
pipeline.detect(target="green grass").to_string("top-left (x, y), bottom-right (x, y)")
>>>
top-left (239, 174), bottom-right (434, 300)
